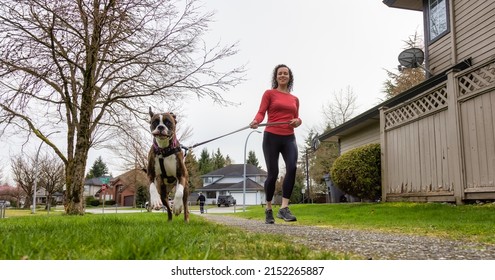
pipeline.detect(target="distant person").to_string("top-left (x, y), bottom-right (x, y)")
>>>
top-left (197, 192), bottom-right (206, 214)
top-left (250, 64), bottom-right (301, 224)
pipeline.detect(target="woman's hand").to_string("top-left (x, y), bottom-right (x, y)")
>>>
top-left (250, 120), bottom-right (259, 129)
top-left (289, 118), bottom-right (301, 128)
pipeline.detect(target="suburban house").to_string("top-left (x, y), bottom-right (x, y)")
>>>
top-left (109, 169), bottom-right (148, 207)
top-left (319, 0), bottom-right (495, 204)
top-left (83, 170), bottom-right (149, 207)
top-left (196, 164), bottom-right (266, 206)
top-left (83, 175), bottom-right (112, 200)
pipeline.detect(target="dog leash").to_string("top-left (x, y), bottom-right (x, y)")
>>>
top-left (186, 121), bottom-right (291, 150)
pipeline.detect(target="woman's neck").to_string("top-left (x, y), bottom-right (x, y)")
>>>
top-left (276, 86), bottom-right (289, 93)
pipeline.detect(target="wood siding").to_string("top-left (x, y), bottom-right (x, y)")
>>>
top-left (454, 1), bottom-right (495, 66)
top-left (428, 35), bottom-right (452, 74)
top-left (340, 123), bottom-right (380, 154)
top-left (427, 1), bottom-right (495, 75)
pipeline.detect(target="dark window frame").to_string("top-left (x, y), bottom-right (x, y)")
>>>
top-left (424, 0), bottom-right (450, 44)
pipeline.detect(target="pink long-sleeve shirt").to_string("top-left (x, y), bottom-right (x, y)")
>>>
top-left (253, 89), bottom-right (301, 135)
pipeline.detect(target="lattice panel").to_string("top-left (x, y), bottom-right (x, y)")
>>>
top-left (385, 85), bottom-right (448, 128)
top-left (458, 61), bottom-right (495, 96)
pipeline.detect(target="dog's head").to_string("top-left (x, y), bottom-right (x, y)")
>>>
top-left (149, 107), bottom-right (177, 148)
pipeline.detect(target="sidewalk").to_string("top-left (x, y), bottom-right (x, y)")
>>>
top-left (191, 205), bottom-right (245, 215)
top-left (83, 205), bottom-right (246, 215)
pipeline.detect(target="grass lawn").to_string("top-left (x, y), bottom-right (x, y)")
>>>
top-left (0, 210), bottom-right (344, 260)
top-left (1, 202), bottom-right (494, 260)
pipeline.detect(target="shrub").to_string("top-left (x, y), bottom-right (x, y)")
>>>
top-left (105, 200), bottom-right (116, 206)
top-left (330, 143), bottom-right (381, 201)
top-left (85, 196), bottom-right (100, 207)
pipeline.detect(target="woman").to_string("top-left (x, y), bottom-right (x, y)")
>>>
top-left (250, 64), bottom-right (301, 223)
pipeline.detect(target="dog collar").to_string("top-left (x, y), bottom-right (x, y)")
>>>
top-left (153, 137), bottom-right (181, 157)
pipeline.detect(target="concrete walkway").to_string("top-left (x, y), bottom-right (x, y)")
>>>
top-left (83, 205), bottom-right (246, 215)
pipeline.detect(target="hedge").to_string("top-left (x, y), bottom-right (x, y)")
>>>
top-left (330, 143), bottom-right (381, 201)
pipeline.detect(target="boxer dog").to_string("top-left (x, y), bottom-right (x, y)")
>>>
top-left (147, 108), bottom-right (189, 222)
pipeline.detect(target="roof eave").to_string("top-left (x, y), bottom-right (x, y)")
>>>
top-left (382, 0), bottom-right (423, 11)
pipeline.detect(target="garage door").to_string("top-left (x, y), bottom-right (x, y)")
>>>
top-left (123, 195), bottom-right (134, 206)
top-left (231, 192), bottom-right (259, 205)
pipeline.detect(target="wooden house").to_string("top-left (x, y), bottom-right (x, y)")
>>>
top-left (319, 0), bottom-right (495, 204)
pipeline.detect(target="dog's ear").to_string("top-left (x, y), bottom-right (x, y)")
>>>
top-left (149, 107), bottom-right (154, 118)
top-left (169, 112), bottom-right (177, 123)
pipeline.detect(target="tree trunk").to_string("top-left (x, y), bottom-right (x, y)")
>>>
top-left (64, 93), bottom-right (93, 215)
top-left (64, 159), bottom-right (86, 215)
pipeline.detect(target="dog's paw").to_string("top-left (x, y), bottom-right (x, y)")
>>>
top-left (149, 182), bottom-right (163, 209)
top-left (173, 184), bottom-right (184, 216)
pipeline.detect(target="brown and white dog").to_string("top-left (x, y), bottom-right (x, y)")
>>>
top-left (147, 108), bottom-right (189, 222)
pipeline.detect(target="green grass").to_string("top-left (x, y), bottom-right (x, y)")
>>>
top-left (2, 202), bottom-right (494, 260)
top-left (232, 202), bottom-right (495, 244)
top-left (0, 212), bottom-right (345, 260)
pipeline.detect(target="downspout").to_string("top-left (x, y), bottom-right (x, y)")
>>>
top-left (449, 0), bottom-right (458, 65)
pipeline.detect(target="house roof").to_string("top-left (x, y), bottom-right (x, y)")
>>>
top-left (198, 179), bottom-right (264, 192)
top-left (318, 59), bottom-right (472, 142)
top-left (84, 176), bottom-right (112, 186)
top-left (110, 169), bottom-right (148, 190)
top-left (201, 164), bottom-right (267, 177)
top-left (382, 0), bottom-right (423, 11)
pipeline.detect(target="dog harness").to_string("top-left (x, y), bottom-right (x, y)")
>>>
top-left (153, 137), bottom-right (182, 184)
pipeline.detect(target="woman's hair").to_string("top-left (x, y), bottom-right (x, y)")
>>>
top-left (271, 64), bottom-right (294, 92)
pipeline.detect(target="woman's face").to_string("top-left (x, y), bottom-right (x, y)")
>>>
top-left (276, 67), bottom-right (290, 87)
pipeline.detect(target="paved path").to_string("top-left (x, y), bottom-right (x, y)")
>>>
top-left (82, 206), bottom-right (495, 259)
top-left (198, 214), bottom-right (495, 260)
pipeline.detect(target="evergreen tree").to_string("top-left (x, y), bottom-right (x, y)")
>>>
top-left (225, 155), bottom-right (233, 166)
top-left (212, 148), bottom-right (226, 170)
top-left (184, 150), bottom-right (201, 191)
top-left (86, 156), bottom-right (109, 179)
top-left (247, 150), bottom-right (260, 168)
top-left (135, 185), bottom-right (148, 207)
top-left (198, 148), bottom-right (213, 175)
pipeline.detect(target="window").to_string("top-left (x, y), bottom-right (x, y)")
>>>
top-left (206, 191), bottom-right (216, 199)
top-left (427, 0), bottom-right (449, 42)
top-left (203, 177), bottom-right (212, 184)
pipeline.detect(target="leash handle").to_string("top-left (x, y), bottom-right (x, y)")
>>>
top-left (257, 121), bottom-right (291, 127)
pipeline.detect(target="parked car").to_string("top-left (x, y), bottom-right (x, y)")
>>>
top-left (217, 195), bottom-right (236, 207)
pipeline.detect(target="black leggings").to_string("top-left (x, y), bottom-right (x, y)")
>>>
top-left (262, 132), bottom-right (298, 202)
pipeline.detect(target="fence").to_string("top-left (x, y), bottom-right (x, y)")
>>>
top-left (380, 57), bottom-right (495, 203)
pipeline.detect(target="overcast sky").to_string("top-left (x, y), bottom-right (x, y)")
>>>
top-left (1, 1), bottom-right (424, 182)
top-left (172, 0), bottom-right (424, 172)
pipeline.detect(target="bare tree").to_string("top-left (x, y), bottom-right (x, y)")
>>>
top-left (38, 154), bottom-right (65, 211)
top-left (0, 0), bottom-right (244, 214)
top-left (322, 86), bottom-right (358, 129)
top-left (11, 155), bottom-right (37, 209)
top-left (305, 86), bottom-right (359, 201)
